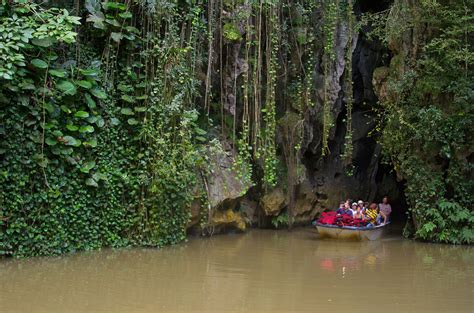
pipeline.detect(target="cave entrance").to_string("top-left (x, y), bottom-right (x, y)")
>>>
top-left (374, 161), bottom-right (409, 228)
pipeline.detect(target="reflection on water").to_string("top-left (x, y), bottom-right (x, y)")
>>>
top-left (1, 229), bottom-right (472, 313)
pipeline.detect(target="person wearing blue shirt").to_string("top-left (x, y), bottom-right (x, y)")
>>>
top-left (336, 201), bottom-right (353, 215)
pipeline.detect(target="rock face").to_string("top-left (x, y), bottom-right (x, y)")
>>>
top-left (298, 2), bottom-right (403, 214)
top-left (206, 146), bottom-right (251, 211)
top-left (190, 1), bottom-right (406, 234)
top-left (261, 188), bottom-right (286, 216)
top-left (211, 209), bottom-right (246, 232)
top-left (293, 181), bottom-right (321, 224)
top-left (188, 141), bottom-right (252, 233)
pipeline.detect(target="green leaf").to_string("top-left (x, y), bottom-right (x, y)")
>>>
top-left (120, 107), bottom-right (134, 115)
top-left (127, 118), bottom-right (139, 125)
top-left (31, 37), bottom-right (53, 47)
top-left (84, 139), bottom-right (98, 147)
top-left (76, 80), bottom-right (92, 89)
top-left (45, 137), bottom-right (57, 146)
top-left (74, 111), bottom-right (90, 118)
top-left (80, 160), bottom-right (96, 173)
top-left (86, 14), bottom-right (105, 29)
top-left (117, 84), bottom-right (133, 92)
top-left (61, 147), bottom-right (74, 155)
top-left (111, 117), bottom-right (120, 126)
top-left (93, 172), bottom-right (107, 181)
top-left (80, 69), bottom-right (100, 77)
top-left (66, 157), bottom-right (77, 165)
top-left (196, 136), bottom-right (207, 142)
top-left (119, 11), bottom-right (132, 19)
top-left (111, 32), bottom-right (123, 43)
top-left (53, 130), bottom-right (63, 137)
top-left (37, 157), bottom-right (49, 168)
top-left (134, 106), bottom-right (146, 112)
top-left (85, 178), bottom-right (99, 187)
top-left (90, 88), bottom-right (107, 99)
top-left (105, 18), bottom-right (121, 27)
top-left (63, 135), bottom-right (78, 146)
top-left (31, 59), bottom-right (48, 69)
top-left (57, 80), bottom-right (77, 95)
top-left (121, 95), bottom-right (135, 103)
top-left (87, 115), bottom-right (98, 123)
top-left (66, 124), bottom-right (79, 131)
top-left (104, 2), bottom-right (126, 10)
top-left (195, 128), bottom-right (207, 135)
top-left (60, 105), bottom-right (72, 114)
top-left (85, 93), bottom-right (96, 109)
top-left (44, 102), bottom-right (55, 113)
top-left (79, 125), bottom-right (95, 133)
top-left (96, 118), bottom-right (105, 128)
top-left (49, 69), bottom-right (66, 78)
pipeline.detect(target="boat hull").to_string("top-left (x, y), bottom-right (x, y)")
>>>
top-left (316, 223), bottom-right (388, 241)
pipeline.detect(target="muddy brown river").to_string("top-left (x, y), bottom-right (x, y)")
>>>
top-left (1, 228), bottom-right (472, 312)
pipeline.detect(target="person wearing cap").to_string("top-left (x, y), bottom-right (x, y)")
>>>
top-left (350, 202), bottom-right (358, 216)
top-left (353, 203), bottom-right (364, 220)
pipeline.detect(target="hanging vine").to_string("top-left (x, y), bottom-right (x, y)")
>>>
top-left (261, 0), bottom-right (279, 188)
top-left (342, 0), bottom-right (355, 166)
top-left (322, 0), bottom-right (338, 156)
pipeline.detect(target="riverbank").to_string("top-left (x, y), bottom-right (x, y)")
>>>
top-left (1, 228), bottom-right (472, 312)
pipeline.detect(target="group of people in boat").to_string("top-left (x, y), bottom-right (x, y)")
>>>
top-left (317, 196), bottom-right (392, 228)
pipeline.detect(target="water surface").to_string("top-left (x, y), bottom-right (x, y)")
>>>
top-left (1, 228), bottom-right (472, 312)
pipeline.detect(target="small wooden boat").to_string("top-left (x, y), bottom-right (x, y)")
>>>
top-left (315, 222), bottom-right (390, 241)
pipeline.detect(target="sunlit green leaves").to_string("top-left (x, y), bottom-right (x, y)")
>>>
top-left (127, 118), bottom-right (138, 125)
top-left (74, 111), bottom-right (89, 118)
top-left (49, 69), bottom-right (66, 77)
top-left (31, 37), bottom-right (53, 47)
top-left (79, 125), bottom-right (95, 133)
top-left (76, 80), bottom-right (92, 89)
top-left (85, 93), bottom-right (96, 108)
top-left (90, 88), bottom-right (107, 99)
top-left (66, 124), bottom-right (79, 131)
top-left (111, 32), bottom-right (123, 42)
top-left (120, 107), bottom-right (134, 115)
top-left (63, 135), bottom-right (78, 146)
top-left (80, 69), bottom-right (100, 77)
top-left (45, 137), bottom-right (57, 146)
top-left (80, 160), bottom-right (96, 173)
top-left (31, 59), bottom-right (48, 69)
top-left (57, 80), bottom-right (77, 95)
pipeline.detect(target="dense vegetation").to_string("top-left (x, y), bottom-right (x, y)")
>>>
top-left (371, 0), bottom-right (473, 244)
top-left (0, 0), bottom-right (472, 257)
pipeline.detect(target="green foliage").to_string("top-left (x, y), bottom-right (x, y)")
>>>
top-left (0, 1), bottom-right (80, 80)
top-left (233, 122), bottom-right (254, 189)
top-left (223, 23), bottom-right (242, 41)
top-left (0, 0), bottom-right (204, 257)
top-left (261, 3), bottom-right (279, 189)
top-left (375, 0), bottom-right (473, 244)
top-left (271, 212), bottom-right (288, 228)
top-left (2, 0), bottom-right (470, 258)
